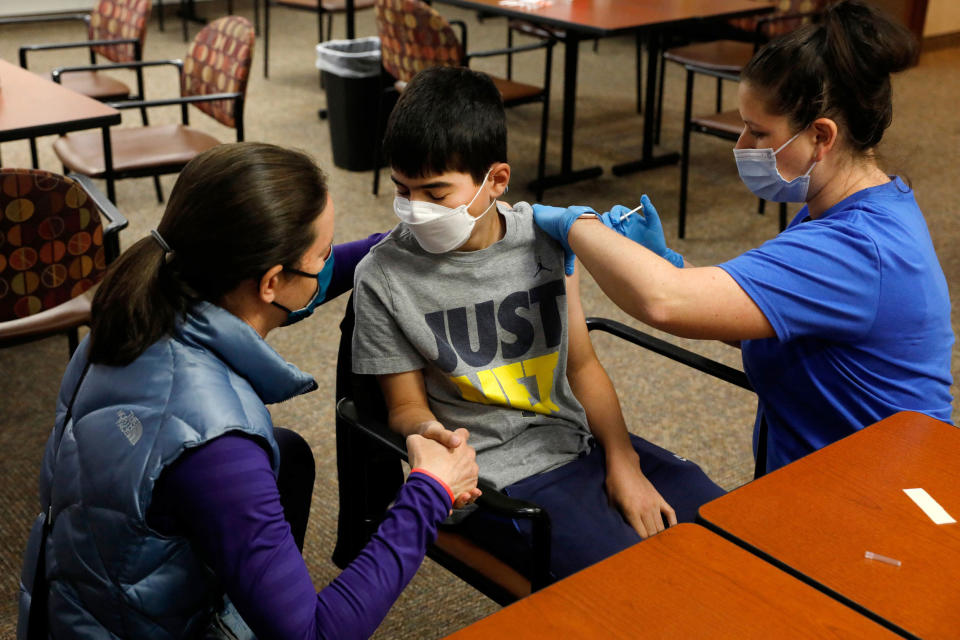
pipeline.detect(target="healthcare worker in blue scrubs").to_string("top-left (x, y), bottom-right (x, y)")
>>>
top-left (532, 0), bottom-right (954, 474)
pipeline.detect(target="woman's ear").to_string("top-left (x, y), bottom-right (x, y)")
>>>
top-left (489, 162), bottom-right (511, 198)
top-left (258, 265), bottom-right (284, 304)
top-left (811, 117), bottom-right (838, 162)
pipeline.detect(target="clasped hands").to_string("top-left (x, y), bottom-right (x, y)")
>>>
top-left (532, 194), bottom-right (684, 275)
top-left (406, 420), bottom-right (482, 510)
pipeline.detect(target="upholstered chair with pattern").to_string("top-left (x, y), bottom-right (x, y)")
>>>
top-left (16, 0), bottom-right (152, 102)
top-left (0, 170), bottom-right (127, 356)
top-left (51, 16), bottom-right (255, 205)
top-left (371, 0), bottom-right (554, 200)
top-left (8, 0), bottom-right (154, 175)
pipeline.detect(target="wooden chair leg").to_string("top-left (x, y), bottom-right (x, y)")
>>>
top-left (153, 176), bottom-right (164, 203)
top-left (635, 32), bottom-right (643, 114)
top-left (158, 0), bottom-right (165, 31)
top-left (678, 68), bottom-right (694, 240)
top-left (506, 24), bottom-right (514, 80)
top-left (655, 46), bottom-right (665, 146)
top-left (263, 0), bottom-right (271, 78)
top-left (371, 79), bottom-right (385, 196)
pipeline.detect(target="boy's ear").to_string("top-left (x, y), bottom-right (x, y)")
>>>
top-left (489, 162), bottom-right (511, 197)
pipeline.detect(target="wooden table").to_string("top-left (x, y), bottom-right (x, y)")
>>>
top-left (0, 59), bottom-right (120, 198)
top-left (699, 411), bottom-right (960, 640)
top-left (444, 523), bottom-right (896, 638)
top-left (433, 0), bottom-right (772, 192)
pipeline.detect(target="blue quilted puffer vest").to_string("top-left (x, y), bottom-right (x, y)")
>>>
top-left (17, 302), bottom-right (317, 639)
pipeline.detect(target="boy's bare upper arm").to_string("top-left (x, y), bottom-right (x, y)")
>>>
top-left (564, 262), bottom-right (601, 376)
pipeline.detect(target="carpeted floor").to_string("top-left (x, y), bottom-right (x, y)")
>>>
top-left (1, 3), bottom-right (957, 638)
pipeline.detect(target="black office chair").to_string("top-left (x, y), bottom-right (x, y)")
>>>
top-left (333, 292), bottom-right (758, 604)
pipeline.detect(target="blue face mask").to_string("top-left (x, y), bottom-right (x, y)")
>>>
top-left (733, 129), bottom-right (816, 203)
top-left (272, 250), bottom-right (335, 326)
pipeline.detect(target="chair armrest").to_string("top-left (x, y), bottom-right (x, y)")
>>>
top-left (21, 38), bottom-right (141, 69)
top-left (108, 92), bottom-right (242, 111)
top-left (0, 13), bottom-right (88, 27)
top-left (585, 317), bottom-right (753, 391)
top-left (52, 59), bottom-right (183, 82)
top-left (338, 397), bottom-right (550, 519)
top-left (337, 396), bottom-right (553, 589)
top-left (475, 478), bottom-right (549, 522)
top-left (68, 174), bottom-right (128, 235)
top-left (465, 38), bottom-right (552, 62)
top-left (337, 397), bottom-right (408, 458)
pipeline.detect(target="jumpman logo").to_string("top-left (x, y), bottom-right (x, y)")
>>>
top-left (534, 256), bottom-right (552, 277)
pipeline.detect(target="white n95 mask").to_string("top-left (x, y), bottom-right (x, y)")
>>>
top-left (733, 130), bottom-right (816, 203)
top-left (393, 169), bottom-right (496, 253)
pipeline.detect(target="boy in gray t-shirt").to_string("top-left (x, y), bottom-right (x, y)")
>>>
top-left (353, 67), bottom-right (723, 580)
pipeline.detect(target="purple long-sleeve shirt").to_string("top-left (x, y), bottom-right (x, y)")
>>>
top-left (145, 232), bottom-right (454, 639)
top-left (149, 434), bottom-right (451, 640)
top-left (326, 233), bottom-right (388, 303)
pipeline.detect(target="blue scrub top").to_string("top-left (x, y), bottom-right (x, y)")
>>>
top-left (720, 177), bottom-right (954, 473)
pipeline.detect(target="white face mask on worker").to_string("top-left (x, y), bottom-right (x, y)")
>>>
top-left (393, 169), bottom-right (495, 253)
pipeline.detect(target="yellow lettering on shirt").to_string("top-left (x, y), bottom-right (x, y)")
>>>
top-left (450, 352), bottom-right (560, 415)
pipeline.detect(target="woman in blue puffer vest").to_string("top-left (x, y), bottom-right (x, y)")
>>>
top-left (18, 142), bottom-right (481, 640)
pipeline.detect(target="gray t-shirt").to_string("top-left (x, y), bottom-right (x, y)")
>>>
top-left (352, 201), bottom-right (592, 489)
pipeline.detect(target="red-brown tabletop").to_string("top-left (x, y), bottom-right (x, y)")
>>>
top-left (444, 524), bottom-right (897, 639)
top-left (0, 59), bottom-right (120, 143)
top-left (435, 0), bottom-right (770, 36)
top-left (699, 411), bottom-right (960, 640)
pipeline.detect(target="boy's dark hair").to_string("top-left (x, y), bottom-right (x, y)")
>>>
top-left (383, 66), bottom-right (507, 184)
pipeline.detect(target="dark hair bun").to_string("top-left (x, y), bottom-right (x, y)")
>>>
top-left (822, 0), bottom-right (916, 78)
top-left (743, 0), bottom-right (917, 152)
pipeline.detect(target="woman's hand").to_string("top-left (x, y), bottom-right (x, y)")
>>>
top-left (604, 456), bottom-right (677, 538)
top-left (600, 195), bottom-right (683, 268)
top-left (407, 429), bottom-right (481, 509)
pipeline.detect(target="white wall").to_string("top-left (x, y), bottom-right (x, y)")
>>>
top-left (924, 0), bottom-right (960, 37)
top-left (0, 0), bottom-right (214, 18)
top-left (0, 1), bottom-right (95, 17)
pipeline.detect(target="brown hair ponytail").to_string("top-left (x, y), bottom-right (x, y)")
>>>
top-left (88, 143), bottom-right (328, 366)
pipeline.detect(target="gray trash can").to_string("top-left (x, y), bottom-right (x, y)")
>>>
top-left (316, 37), bottom-right (393, 171)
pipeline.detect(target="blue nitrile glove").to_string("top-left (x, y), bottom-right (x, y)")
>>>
top-left (532, 204), bottom-right (598, 276)
top-left (598, 195), bottom-right (683, 268)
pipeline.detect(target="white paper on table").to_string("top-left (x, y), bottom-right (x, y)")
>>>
top-left (903, 488), bottom-right (956, 525)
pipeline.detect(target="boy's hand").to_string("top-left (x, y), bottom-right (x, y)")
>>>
top-left (604, 458), bottom-right (677, 538)
top-left (407, 429), bottom-right (482, 511)
top-left (415, 420), bottom-right (463, 448)
top-left (531, 204), bottom-right (598, 275)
